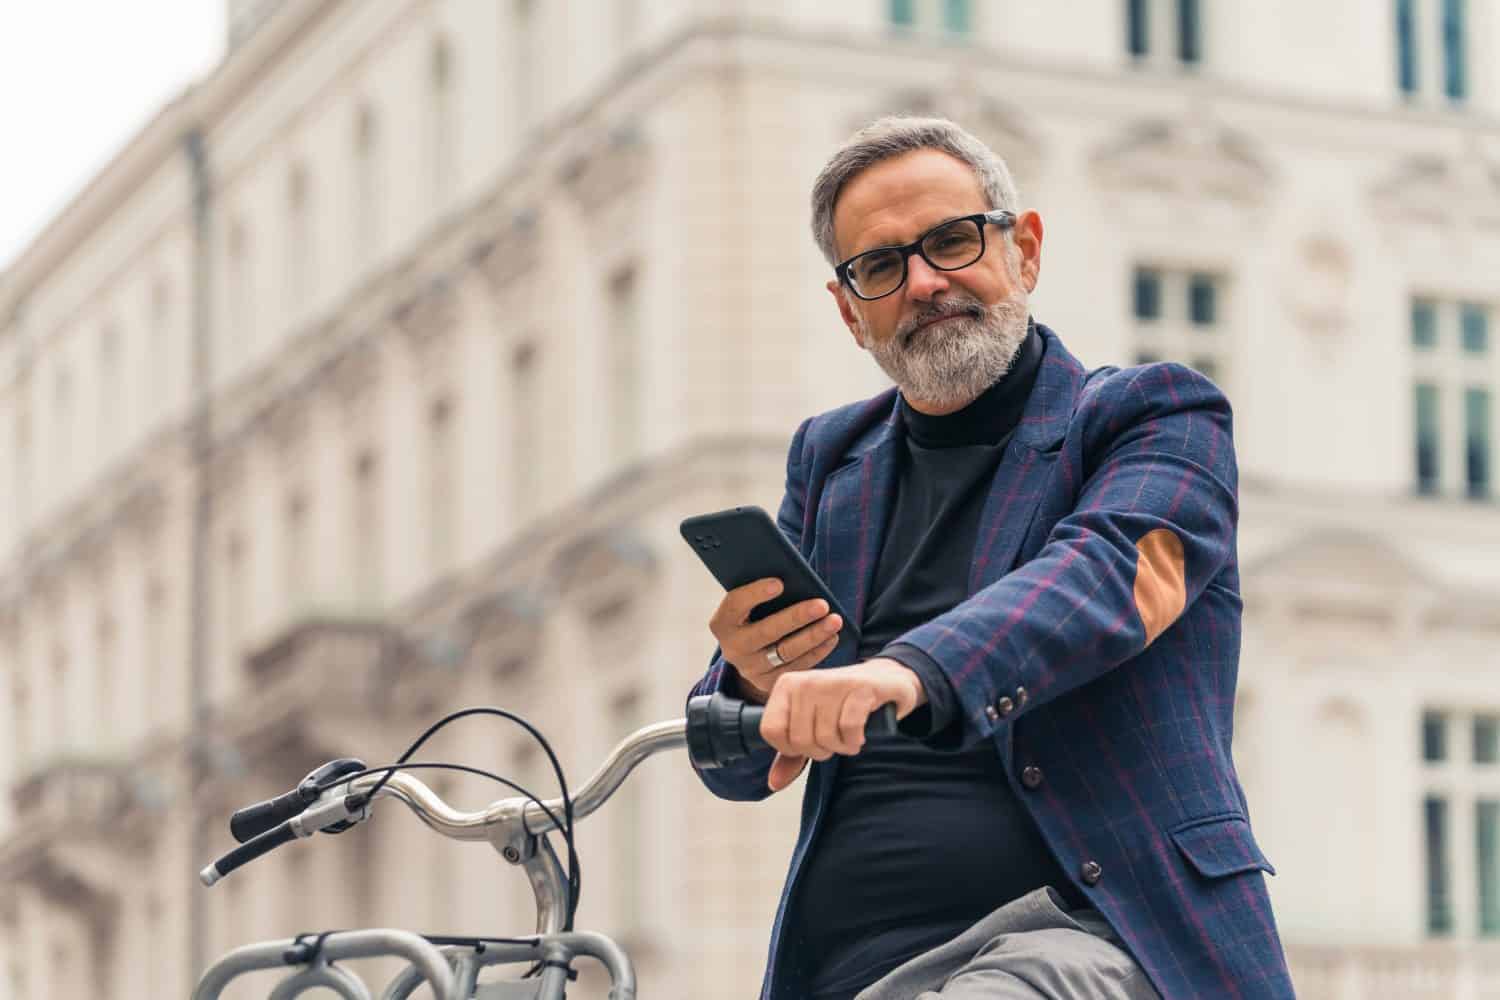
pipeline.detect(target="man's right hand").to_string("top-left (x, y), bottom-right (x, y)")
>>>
top-left (709, 577), bottom-right (844, 705)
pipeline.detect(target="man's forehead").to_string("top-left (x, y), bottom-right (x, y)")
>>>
top-left (832, 149), bottom-right (988, 258)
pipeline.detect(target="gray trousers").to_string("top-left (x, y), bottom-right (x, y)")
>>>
top-left (853, 888), bottom-right (1161, 1000)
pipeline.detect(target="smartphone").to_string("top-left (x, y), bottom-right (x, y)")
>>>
top-left (680, 505), bottom-right (860, 647)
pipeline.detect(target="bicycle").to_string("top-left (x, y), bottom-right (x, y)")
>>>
top-left (192, 692), bottom-right (897, 999)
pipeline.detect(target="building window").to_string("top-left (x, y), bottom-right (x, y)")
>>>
top-left (353, 105), bottom-right (381, 269)
top-left (429, 37), bottom-right (456, 213)
top-left (1188, 273), bottom-right (1217, 325)
top-left (1127, 0), bottom-right (1201, 66)
top-left (1127, 0), bottom-right (1149, 55)
top-left (353, 451), bottom-right (382, 612)
top-left (888, 0), bottom-right (971, 36)
top-left (606, 265), bottom-right (642, 464)
top-left (942, 0), bottom-right (972, 34)
top-left (1461, 303), bottom-right (1489, 355)
top-left (1426, 710), bottom-right (1449, 761)
top-left (1424, 708), bottom-right (1500, 937)
top-left (1413, 298), bottom-right (1439, 348)
top-left (14, 403), bottom-right (30, 530)
top-left (96, 615), bottom-right (116, 749)
top-left (98, 324), bottom-right (119, 461)
top-left (1415, 382), bottom-right (1442, 495)
top-left (1481, 800), bottom-right (1500, 935)
top-left (1177, 0), bottom-right (1202, 63)
top-left (1131, 265), bottom-right (1229, 388)
top-left (428, 398), bottom-right (456, 575)
top-left (511, 342), bottom-right (540, 522)
top-left (1478, 716), bottom-right (1500, 765)
top-left (1133, 267), bottom-right (1161, 320)
top-left (285, 165), bottom-right (312, 317)
top-left (1398, 0), bottom-right (1469, 101)
top-left (224, 533), bottom-right (246, 676)
top-left (149, 277), bottom-right (173, 421)
top-left (1398, 0), bottom-right (1419, 93)
top-left (54, 366), bottom-right (73, 496)
top-left (1427, 795), bottom-right (1453, 933)
top-left (227, 220), bottom-right (253, 367)
top-left (1467, 389), bottom-right (1492, 499)
top-left (1442, 0), bottom-right (1467, 100)
top-left (1413, 297), bottom-right (1496, 499)
top-left (144, 579), bottom-right (166, 732)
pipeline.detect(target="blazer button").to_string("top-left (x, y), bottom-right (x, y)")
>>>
top-left (996, 696), bottom-right (1015, 717)
top-left (1021, 765), bottom-right (1043, 789)
top-left (985, 705), bottom-right (999, 722)
top-left (1016, 686), bottom-right (1029, 708)
top-left (1080, 860), bottom-right (1103, 886)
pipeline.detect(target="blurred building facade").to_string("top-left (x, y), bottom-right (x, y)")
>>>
top-left (1, 0), bottom-right (1498, 997)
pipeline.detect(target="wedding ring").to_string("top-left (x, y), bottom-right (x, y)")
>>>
top-left (765, 644), bottom-right (787, 668)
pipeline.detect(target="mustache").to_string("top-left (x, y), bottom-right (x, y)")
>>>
top-left (898, 300), bottom-right (987, 344)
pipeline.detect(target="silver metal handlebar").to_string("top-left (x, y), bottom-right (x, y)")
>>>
top-left (340, 718), bottom-right (688, 839)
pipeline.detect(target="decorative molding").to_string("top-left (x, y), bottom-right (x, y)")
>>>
top-left (256, 390), bottom-right (312, 463)
top-left (470, 208), bottom-right (541, 298)
top-left (392, 273), bottom-right (461, 362)
top-left (1368, 143), bottom-right (1500, 233)
top-left (1090, 115), bottom-right (1274, 222)
top-left (1284, 233), bottom-right (1353, 342)
top-left (324, 337), bottom-right (382, 421)
top-left (557, 121), bottom-right (651, 215)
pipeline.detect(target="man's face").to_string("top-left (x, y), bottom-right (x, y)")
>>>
top-left (826, 149), bottom-right (1044, 414)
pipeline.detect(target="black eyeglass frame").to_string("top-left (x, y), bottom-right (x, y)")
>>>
top-left (834, 209), bottom-right (1017, 301)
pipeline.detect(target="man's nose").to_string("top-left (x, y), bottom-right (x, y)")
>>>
top-left (904, 254), bottom-right (950, 301)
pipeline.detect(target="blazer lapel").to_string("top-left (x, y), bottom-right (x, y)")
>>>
top-left (815, 402), bottom-right (901, 640)
top-left (968, 325), bottom-right (1085, 594)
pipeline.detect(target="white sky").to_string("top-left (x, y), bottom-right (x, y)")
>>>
top-left (0, 2), bottom-right (225, 271)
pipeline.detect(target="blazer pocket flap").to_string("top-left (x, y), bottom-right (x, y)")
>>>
top-left (1170, 815), bottom-right (1277, 879)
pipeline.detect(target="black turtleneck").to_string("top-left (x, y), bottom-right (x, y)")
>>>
top-left (790, 319), bottom-right (1084, 1000)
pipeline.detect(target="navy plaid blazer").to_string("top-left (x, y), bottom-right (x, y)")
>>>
top-left (688, 325), bottom-right (1294, 1000)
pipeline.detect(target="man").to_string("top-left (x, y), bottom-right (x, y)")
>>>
top-left (687, 117), bottom-right (1292, 1000)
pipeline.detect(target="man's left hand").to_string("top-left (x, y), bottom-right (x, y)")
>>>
top-left (761, 658), bottom-right (927, 792)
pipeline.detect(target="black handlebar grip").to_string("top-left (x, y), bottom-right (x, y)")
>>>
top-left (203, 821), bottom-right (299, 885)
top-left (229, 757), bottom-right (367, 843)
top-left (230, 788), bottom-right (309, 844)
top-left (687, 692), bottom-right (899, 769)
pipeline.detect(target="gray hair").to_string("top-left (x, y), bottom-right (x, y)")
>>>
top-left (810, 115), bottom-right (1021, 268)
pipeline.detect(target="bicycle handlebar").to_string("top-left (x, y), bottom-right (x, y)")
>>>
top-left (203, 693), bottom-right (899, 881)
top-left (229, 757), bottom-right (367, 842)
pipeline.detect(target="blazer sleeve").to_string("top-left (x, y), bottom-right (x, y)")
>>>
top-left (686, 416), bottom-right (814, 802)
top-left (892, 363), bottom-right (1238, 750)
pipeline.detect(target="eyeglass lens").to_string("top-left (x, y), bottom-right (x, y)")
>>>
top-left (848, 218), bottom-right (985, 299)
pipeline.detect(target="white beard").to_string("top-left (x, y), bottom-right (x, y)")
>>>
top-left (859, 291), bottom-right (1030, 412)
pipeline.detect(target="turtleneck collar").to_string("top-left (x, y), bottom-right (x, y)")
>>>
top-left (898, 317), bottom-right (1045, 449)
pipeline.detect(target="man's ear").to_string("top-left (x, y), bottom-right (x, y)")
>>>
top-left (827, 279), bottom-right (865, 348)
top-left (1013, 210), bottom-right (1044, 293)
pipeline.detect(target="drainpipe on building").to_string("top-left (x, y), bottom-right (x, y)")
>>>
top-left (183, 124), bottom-right (215, 987)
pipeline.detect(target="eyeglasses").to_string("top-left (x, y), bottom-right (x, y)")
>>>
top-left (834, 210), bottom-right (1016, 301)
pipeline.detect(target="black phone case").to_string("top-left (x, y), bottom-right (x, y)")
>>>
top-left (680, 505), bottom-right (861, 650)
